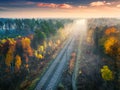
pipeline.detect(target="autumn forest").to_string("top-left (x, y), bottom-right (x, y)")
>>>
top-left (0, 18), bottom-right (120, 90)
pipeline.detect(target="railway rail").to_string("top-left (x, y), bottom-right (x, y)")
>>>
top-left (35, 36), bottom-right (75, 90)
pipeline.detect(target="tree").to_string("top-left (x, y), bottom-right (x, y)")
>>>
top-left (0, 21), bottom-right (4, 30)
top-left (21, 37), bottom-right (33, 56)
top-left (105, 27), bottom-right (117, 35)
top-left (41, 23), bottom-right (50, 37)
top-left (5, 51), bottom-right (13, 67)
top-left (16, 38), bottom-right (24, 57)
top-left (101, 65), bottom-right (114, 81)
top-left (104, 36), bottom-right (118, 55)
top-left (35, 30), bottom-right (46, 41)
top-left (5, 19), bottom-right (12, 31)
top-left (5, 38), bottom-right (16, 72)
top-left (102, 27), bottom-right (120, 90)
top-left (56, 21), bottom-right (64, 29)
top-left (15, 55), bottom-right (22, 71)
top-left (14, 19), bottom-right (23, 31)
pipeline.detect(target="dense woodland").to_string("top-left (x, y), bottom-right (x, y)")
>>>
top-left (0, 18), bottom-right (120, 90)
top-left (83, 18), bottom-right (120, 90)
top-left (94, 25), bottom-right (120, 90)
top-left (0, 18), bottom-right (72, 90)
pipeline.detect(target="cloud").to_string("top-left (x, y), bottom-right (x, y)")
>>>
top-left (90, 1), bottom-right (111, 7)
top-left (37, 3), bottom-right (57, 8)
top-left (106, 2), bottom-right (111, 5)
top-left (0, 7), bottom-right (8, 11)
top-left (25, 2), bottom-right (35, 5)
top-left (78, 5), bottom-right (87, 8)
top-left (37, 3), bottom-right (73, 9)
top-left (116, 4), bottom-right (120, 7)
top-left (58, 4), bottom-right (72, 8)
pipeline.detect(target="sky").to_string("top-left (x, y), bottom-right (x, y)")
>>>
top-left (0, 0), bottom-right (120, 18)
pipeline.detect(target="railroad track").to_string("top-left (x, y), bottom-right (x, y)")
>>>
top-left (35, 36), bottom-right (75, 90)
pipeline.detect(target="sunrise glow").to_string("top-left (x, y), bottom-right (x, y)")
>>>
top-left (0, 0), bottom-right (120, 18)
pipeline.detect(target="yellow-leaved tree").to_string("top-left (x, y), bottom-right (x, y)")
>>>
top-left (15, 55), bottom-right (22, 71)
top-left (5, 52), bottom-right (13, 67)
top-left (5, 38), bottom-right (16, 67)
top-left (34, 50), bottom-right (44, 59)
top-left (101, 65), bottom-right (114, 81)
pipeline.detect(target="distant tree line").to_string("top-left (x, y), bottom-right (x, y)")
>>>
top-left (0, 18), bottom-right (72, 39)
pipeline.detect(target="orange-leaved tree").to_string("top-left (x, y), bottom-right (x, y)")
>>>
top-left (21, 37), bottom-right (33, 56)
top-left (105, 27), bottom-right (117, 35)
top-left (15, 55), bottom-right (22, 71)
top-left (104, 36), bottom-right (118, 55)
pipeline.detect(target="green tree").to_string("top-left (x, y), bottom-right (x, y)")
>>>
top-left (15, 19), bottom-right (23, 30)
top-left (0, 21), bottom-right (4, 30)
